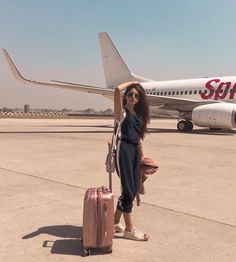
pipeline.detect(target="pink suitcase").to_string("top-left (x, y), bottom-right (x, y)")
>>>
top-left (82, 184), bottom-right (114, 256)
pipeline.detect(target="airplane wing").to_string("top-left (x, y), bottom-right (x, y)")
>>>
top-left (146, 94), bottom-right (219, 111)
top-left (2, 48), bottom-right (114, 98)
top-left (3, 48), bottom-right (219, 111)
top-left (50, 80), bottom-right (210, 111)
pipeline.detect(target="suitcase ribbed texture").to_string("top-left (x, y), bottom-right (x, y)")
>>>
top-left (82, 186), bottom-right (114, 255)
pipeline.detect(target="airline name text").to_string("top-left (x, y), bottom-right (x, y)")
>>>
top-left (201, 79), bottom-right (236, 100)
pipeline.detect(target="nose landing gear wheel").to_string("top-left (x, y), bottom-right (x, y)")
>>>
top-left (177, 120), bottom-right (193, 132)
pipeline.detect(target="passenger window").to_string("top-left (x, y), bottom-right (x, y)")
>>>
top-left (194, 90), bottom-right (197, 94)
top-left (172, 91), bottom-right (175, 95)
top-left (176, 91), bottom-right (179, 95)
top-left (180, 91), bottom-right (183, 95)
top-left (189, 91), bottom-right (192, 95)
top-left (185, 91), bottom-right (188, 95)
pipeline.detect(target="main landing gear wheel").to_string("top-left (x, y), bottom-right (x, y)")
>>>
top-left (177, 120), bottom-right (194, 132)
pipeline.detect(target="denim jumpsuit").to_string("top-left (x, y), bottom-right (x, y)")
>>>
top-left (116, 109), bottom-right (142, 213)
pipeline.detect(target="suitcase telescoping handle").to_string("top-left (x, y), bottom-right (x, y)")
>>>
top-left (109, 171), bottom-right (112, 193)
top-left (107, 118), bottom-right (122, 193)
top-left (107, 142), bottom-right (113, 193)
top-left (108, 162), bottom-right (112, 194)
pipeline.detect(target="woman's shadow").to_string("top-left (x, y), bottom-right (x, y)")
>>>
top-left (22, 225), bottom-right (84, 256)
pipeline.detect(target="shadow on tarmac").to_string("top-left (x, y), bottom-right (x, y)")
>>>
top-left (22, 225), bottom-right (83, 239)
top-left (22, 225), bottom-right (84, 256)
top-left (22, 225), bottom-right (114, 256)
top-left (43, 239), bottom-right (84, 256)
top-left (0, 130), bottom-right (113, 134)
top-left (149, 128), bottom-right (236, 136)
top-left (0, 124), bottom-right (236, 136)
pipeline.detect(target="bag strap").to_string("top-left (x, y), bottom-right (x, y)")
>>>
top-left (111, 110), bottom-right (126, 151)
top-left (107, 142), bottom-right (113, 192)
top-left (106, 119), bottom-right (120, 193)
top-left (110, 120), bottom-right (120, 151)
top-left (107, 110), bottom-right (126, 192)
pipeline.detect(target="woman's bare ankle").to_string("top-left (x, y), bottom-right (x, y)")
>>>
top-left (125, 226), bottom-right (133, 232)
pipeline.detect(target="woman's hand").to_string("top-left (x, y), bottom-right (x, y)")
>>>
top-left (116, 81), bottom-right (139, 92)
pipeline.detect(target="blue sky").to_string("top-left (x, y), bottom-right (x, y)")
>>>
top-left (1, 0), bottom-right (236, 110)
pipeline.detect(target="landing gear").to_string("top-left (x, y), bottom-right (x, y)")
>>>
top-left (177, 120), bottom-right (194, 132)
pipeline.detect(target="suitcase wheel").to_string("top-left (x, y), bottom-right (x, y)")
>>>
top-left (83, 248), bottom-right (91, 256)
top-left (81, 239), bottom-right (91, 257)
top-left (106, 246), bottom-right (112, 254)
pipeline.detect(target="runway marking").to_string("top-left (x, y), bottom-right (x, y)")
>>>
top-left (0, 166), bottom-right (87, 190)
top-left (1, 166), bottom-right (236, 228)
top-left (141, 201), bottom-right (236, 229)
top-left (0, 197), bottom-right (73, 214)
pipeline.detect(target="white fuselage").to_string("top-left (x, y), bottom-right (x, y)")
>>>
top-left (141, 76), bottom-right (236, 103)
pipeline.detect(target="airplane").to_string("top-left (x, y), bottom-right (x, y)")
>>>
top-left (3, 32), bottom-right (236, 132)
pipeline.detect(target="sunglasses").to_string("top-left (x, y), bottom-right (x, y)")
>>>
top-left (127, 92), bottom-right (140, 99)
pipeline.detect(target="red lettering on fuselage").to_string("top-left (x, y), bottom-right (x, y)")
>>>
top-left (229, 83), bottom-right (236, 99)
top-left (214, 81), bottom-right (231, 100)
top-left (201, 79), bottom-right (236, 100)
top-left (201, 79), bottom-right (220, 99)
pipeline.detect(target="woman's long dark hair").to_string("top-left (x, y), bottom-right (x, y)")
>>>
top-left (123, 83), bottom-right (150, 139)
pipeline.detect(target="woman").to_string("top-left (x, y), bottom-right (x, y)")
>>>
top-left (114, 81), bottom-right (150, 241)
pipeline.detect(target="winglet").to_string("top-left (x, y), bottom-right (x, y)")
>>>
top-left (2, 48), bottom-right (29, 83)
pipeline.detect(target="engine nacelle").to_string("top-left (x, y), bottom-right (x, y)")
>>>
top-left (192, 103), bottom-right (236, 128)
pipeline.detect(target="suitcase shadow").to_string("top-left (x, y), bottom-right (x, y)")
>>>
top-left (43, 239), bottom-right (84, 256)
top-left (22, 225), bottom-right (115, 256)
top-left (22, 225), bottom-right (84, 256)
top-left (22, 225), bottom-right (83, 239)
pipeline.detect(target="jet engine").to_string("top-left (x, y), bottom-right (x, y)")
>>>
top-left (192, 103), bottom-right (236, 128)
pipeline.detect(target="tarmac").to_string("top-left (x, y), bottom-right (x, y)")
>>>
top-left (0, 118), bottom-right (236, 262)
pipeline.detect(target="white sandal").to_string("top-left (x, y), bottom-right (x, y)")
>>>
top-left (114, 222), bottom-right (125, 233)
top-left (124, 227), bottom-right (149, 241)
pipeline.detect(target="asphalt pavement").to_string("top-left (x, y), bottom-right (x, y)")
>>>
top-left (0, 118), bottom-right (236, 262)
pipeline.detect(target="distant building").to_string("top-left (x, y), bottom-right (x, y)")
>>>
top-left (2, 107), bottom-right (12, 113)
top-left (103, 108), bottom-right (113, 115)
top-left (24, 104), bottom-right (30, 113)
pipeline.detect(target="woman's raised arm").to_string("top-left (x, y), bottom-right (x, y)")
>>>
top-left (114, 81), bottom-right (138, 121)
